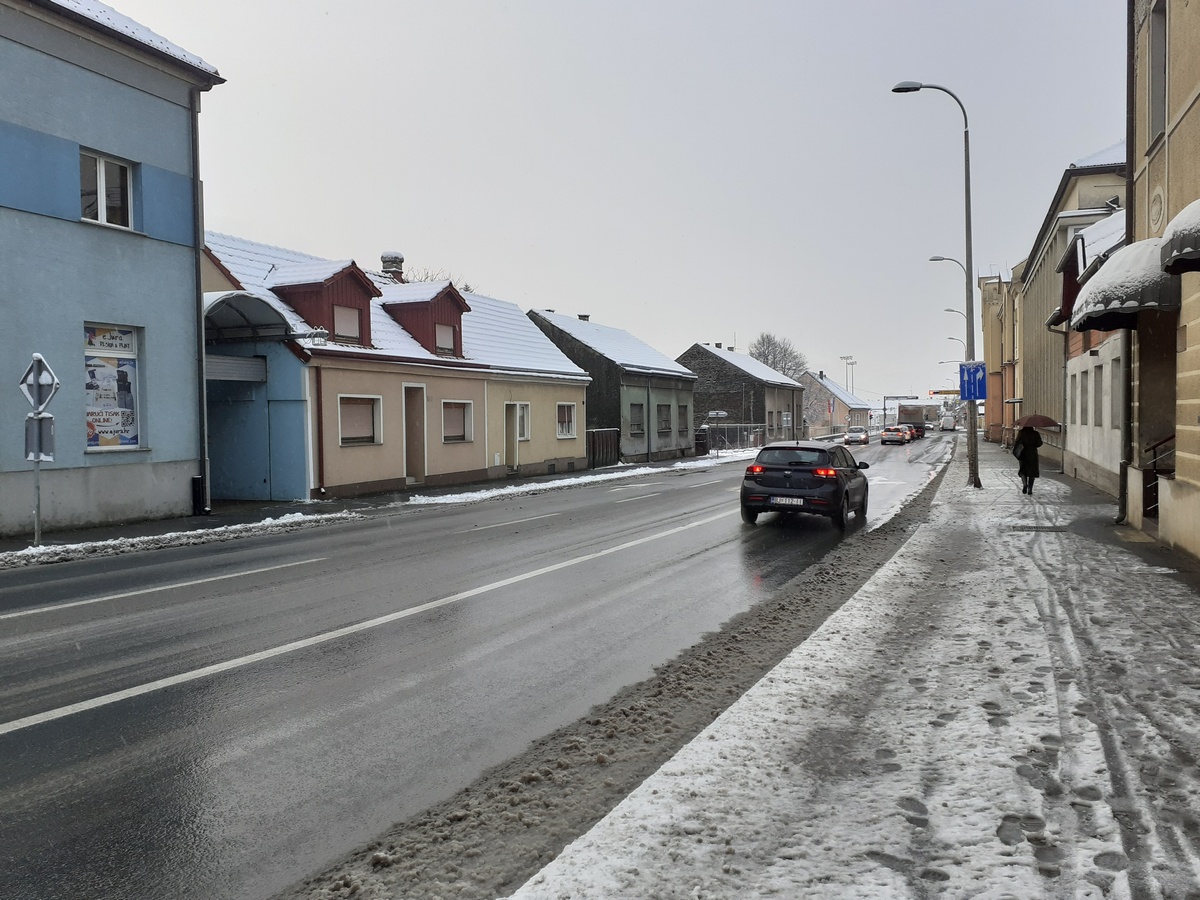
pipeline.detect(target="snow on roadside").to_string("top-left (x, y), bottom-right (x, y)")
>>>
top-left (401, 450), bottom-right (759, 506)
top-left (0, 512), bottom-right (361, 571)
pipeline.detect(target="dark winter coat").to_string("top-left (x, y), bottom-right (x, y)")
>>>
top-left (1013, 427), bottom-right (1042, 478)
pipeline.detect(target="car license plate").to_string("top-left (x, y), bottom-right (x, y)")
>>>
top-left (771, 496), bottom-right (804, 506)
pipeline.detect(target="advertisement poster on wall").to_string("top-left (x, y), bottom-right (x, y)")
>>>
top-left (85, 326), bottom-right (139, 449)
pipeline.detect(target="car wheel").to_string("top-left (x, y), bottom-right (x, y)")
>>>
top-left (858, 485), bottom-right (869, 519)
top-left (740, 505), bottom-right (758, 525)
top-left (832, 494), bottom-right (848, 531)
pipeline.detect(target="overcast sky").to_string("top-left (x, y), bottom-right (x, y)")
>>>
top-left (115, 0), bottom-right (1125, 407)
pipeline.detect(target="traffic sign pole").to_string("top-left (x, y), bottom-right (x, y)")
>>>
top-left (19, 354), bottom-right (59, 546)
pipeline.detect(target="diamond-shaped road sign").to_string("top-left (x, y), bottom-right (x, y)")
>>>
top-left (19, 354), bottom-right (60, 412)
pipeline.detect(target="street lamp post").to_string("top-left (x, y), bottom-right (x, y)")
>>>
top-left (839, 354), bottom-right (854, 391)
top-left (896, 82), bottom-right (981, 488)
top-left (847, 359), bottom-right (857, 394)
top-left (947, 335), bottom-right (966, 352)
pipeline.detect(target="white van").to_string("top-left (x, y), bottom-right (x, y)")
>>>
top-left (940, 415), bottom-right (956, 431)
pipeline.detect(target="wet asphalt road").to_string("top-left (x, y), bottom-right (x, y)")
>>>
top-left (0, 436), bottom-right (950, 900)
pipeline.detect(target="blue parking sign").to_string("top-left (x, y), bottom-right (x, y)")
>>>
top-left (960, 362), bottom-right (987, 401)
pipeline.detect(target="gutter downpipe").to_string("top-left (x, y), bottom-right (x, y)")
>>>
top-left (1116, 0), bottom-right (1136, 525)
top-left (191, 87), bottom-right (211, 515)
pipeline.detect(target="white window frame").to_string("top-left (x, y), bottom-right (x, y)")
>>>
top-left (1080, 370), bottom-right (1090, 426)
top-left (517, 402), bottom-right (531, 440)
top-left (338, 394), bottom-right (382, 446)
top-left (85, 324), bottom-right (141, 451)
top-left (80, 151), bottom-right (132, 229)
top-left (442, 400), bottom-right (474, 443)
top-left (556, 402), bottom-right (576, 438)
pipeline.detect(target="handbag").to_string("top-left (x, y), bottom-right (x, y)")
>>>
top-left (1013, 442), bottom-right (1024, 459)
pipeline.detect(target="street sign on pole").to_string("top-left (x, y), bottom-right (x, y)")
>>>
top-left (959, 362), bottom-right (987, 401)
top-left (20, 353), bottom-right (59, 412)
top-left (18, 353), bottom-right (59, 546)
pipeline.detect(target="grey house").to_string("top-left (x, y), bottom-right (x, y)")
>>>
top-left (528, 311), bottom-right (696, 462)
top-left (676, 342), bottom-right (804, 442)
top-left (0, 1), bottom-right (223, 536)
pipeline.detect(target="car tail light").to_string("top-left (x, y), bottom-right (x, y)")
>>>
top-left (813, 467), bottom-right (837, 478)
top-left (746, 465), bottom-right (764, 475)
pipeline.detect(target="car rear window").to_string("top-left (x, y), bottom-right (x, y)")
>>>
top-left (757, 448), bottom-right (826, 466)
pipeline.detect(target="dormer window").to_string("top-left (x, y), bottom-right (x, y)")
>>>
top-left (436, 323), bottom-right (456, 355)
top-left (333, 305), bottom-right (361, 344)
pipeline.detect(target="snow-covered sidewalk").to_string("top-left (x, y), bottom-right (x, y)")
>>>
top-left (507, 441), bottom-right (1200, 898)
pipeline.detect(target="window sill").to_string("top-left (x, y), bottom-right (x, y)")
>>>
top-left (443, 438), bottom-right (470, 444)
top-left (340, 441), bottom-right (380, 447)
top-left (80, 218), bottom-right (138, 234)
top-left (86, 445), bottom-right (150, 453)
top-left (556, 433), bottom-right (576, 440)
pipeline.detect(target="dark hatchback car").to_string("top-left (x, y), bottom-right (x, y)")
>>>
top-left (740, 441), bottom-right (869, 530)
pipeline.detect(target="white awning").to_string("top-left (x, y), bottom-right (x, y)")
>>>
top-left (204, 290), bottom-right (292, 341)
top-left (1070, 238), bottom-right (1179, 332)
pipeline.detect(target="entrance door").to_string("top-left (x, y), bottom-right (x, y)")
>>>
top-left (404, 385), bottom-right (425, 484)
top-left (504, 403), bottom-right (519, 472)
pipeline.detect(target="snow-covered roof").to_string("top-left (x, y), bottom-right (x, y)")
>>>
top-left (1072, 140), bottom-right (1125, 169)
top-left (802, 371), bottom-right (869, 409)
top-left (205, 231), bottom-right (586, 378)
top-left (378, 281), bottom-right (455, 305)
top-left (531, 311), bottom-right (695, 379)
top-left (40, 0), bottom-right (221, 80)
top-left (265, 259), bottom-right (358, 290)
top-left (1076, 210), bottom-right (1126, 280)
top-left (460, 293), bottom-right (588, 378)
top-left (689, 344), bottom-right (801, 387)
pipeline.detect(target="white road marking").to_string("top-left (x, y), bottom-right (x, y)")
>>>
top-left (0, 510), bottom-right (736, 736)
top-left (0, 559), bottom-right (327, 621)
top-left (687, 480), bottom-right (722, 488)
top-left (453, 513), bottom-right (560, 534)
top-left (615, 493), bottom-right (661, 503)
top-left (607, 483), bottom-right (665, 492)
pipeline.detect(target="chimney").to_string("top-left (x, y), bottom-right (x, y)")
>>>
top-left (578, 314), bottom-right (590, 321)
top-left (715, 342), bottom-right (722, 349)
top-left (819, 370), bottom-right (825, 379)
top-left (381, 251), bottom-right (405, 282)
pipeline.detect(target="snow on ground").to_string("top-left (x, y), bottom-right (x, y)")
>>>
top-left (0, 512), bottom-right (361, 570)
top-left (506, 444), bottom-right (1200, 898)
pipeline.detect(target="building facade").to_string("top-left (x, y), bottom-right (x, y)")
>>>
top-left (676, 342), bottom-right (803, 443)
top-left (0, 0), bottom-right (222, 536)
top-left (529, 311), bottom-right (696, 462)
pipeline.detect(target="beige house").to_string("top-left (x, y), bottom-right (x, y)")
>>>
top-left (1064, 1), bottom-right (1200, 559)
top-left (1008, 145), bottom-right (1126, 472)
top-left (202, 233), bottom-right (589, 500)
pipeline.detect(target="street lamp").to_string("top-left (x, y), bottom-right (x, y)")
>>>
top-left (943, 308), bottom-right (967, 319)
top-left (895, 81), bottom-right (981, 488)
top-left (839, 354), bottom-right (855, 390)
top-left (947, 336), bottom-right (966, 351)
top-left (847, 359), bottom-right (857, 394)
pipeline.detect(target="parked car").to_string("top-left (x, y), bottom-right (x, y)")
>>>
top-left (843, 425), bottom-right (869, 445)
top-left (740, 441), bottom-right (870, 530)
top-left (880, 425), bottom-right (907, 445)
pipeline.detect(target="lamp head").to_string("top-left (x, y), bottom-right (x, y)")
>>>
top-left (892, 81), bottom-right (924, 93)
top-left (929, 255), bottom-right (946, 262)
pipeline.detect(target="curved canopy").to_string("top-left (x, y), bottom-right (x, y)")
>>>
top-left (1161, 197), bottom-right (1200, 275)
top-left (204, 291), bottom-right (292, 342)
top-left (1070, 239), bottom-right (1179, 332)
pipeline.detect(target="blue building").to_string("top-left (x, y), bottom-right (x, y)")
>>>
top-left (0, 1), bottom-right (223, 537)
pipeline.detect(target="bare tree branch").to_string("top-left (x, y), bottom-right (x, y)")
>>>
top-left (748, 333), bottom-right (808, 380)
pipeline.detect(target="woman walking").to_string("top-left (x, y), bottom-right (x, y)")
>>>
top-left (1013, 425), bottom-right (1042, 494)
